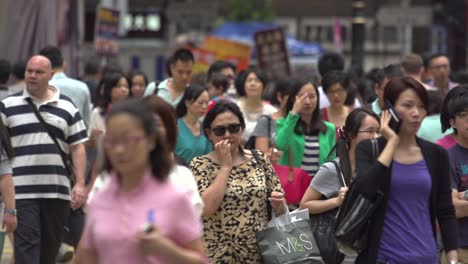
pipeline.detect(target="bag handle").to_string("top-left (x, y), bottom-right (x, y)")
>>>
top-left (331, 160), bottom-right (347, 188)
top-left (269, 199), bottom-right (291, 230)
top-left (25, 98), bottom-right (73, 176)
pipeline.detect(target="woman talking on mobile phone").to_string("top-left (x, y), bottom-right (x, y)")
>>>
top-left (352, 77), bottom-right (459, 263)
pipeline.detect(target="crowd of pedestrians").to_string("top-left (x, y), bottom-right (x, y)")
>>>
top-left (0, 46), bottom-right (466, 264)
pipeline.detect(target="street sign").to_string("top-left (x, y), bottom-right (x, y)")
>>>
top-left (94, 6), bottom-right (120, 56)
top-left (254, 27), bottom-right (290, 80)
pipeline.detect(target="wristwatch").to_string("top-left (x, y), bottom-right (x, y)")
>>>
top-left (4, 209), bottom-right (17, 216)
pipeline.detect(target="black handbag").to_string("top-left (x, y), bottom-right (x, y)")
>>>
top-left (334, 138), bottom-right (383, 256)
top-left (309, 160), bottom-right (345, 264)
top-left (25, 98), bottom-right (76, 185)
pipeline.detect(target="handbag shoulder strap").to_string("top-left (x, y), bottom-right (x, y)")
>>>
top-left (370, 138), bottom-right (380, 161)
top-left (25, 98), bottom-right (71, 169)
top-left (331, 159), bottom-right (346, 188)
top-left (251, 149), bottom-right (262, 165)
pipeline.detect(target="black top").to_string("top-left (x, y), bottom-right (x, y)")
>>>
top-left (353, 137), bottom-right (458, 263)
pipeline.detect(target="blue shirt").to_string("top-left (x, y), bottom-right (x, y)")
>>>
top-left (377, 160), bottom-right (437, 263)
top-left (371, 99), bottom-right (381, 116)
top-left (417, 114), bottom-right (452, 143)
top-left (448, 144), bottom-right (468, 247)
top-left (50, 72), bottom-right (91, 128)
top-left (175, 118), bottom-right (212, 164)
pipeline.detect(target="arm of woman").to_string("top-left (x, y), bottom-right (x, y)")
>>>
top-left (300, 162), bottom-right (346, 214)
top-left (275, 113), bottom-right (299, 151)
top-left (255, 150), bottom-right (285, 215)
top-left (189, 140), bottom-right (232, 217)
top-left (300, 187), bottom-right (344, 214)
top-left (436, 146), bottom-right (459, 259)
top-left (255, 137), bottom-right (270, 154)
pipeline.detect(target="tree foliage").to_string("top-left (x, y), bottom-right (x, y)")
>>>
top-left (223, 0), bottom-right (274, 22)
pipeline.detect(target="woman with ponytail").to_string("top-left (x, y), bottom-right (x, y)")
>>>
top-left (300, 107), bottom-right (380, 212)
top-left (299, 108), bottom-right (380, 263)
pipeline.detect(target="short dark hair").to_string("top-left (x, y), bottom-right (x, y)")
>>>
top-left (38, 45), bottom-right (63, 68)
top-left (84, 57), bottom-right (101, 75)
top-left (207, 60), bottom-right (236, 81)
top-left (270, 78), bottom-right (293, 106)
top-left (105, 98), bottom-right (173, 181)
top-left (318, 52), bottom-right (345, 77)
top-left (441, 85), bottom-right (468, 132)
top-left (366, 68), bottom-right (386, 87)
top-left (235, 68), bottom-right (267, 97)
top-left (448, 94), bottom-right (468, 135)
top-left (128, 70), bottom-right (148, 88)
top-left (321, 70), bottom-right (348, 94)
top-left (284, 79), bottom-right (327, 135)
top-left (203, 100), bottom-right (247, 154)
top-left (211, 73), bottom-right (229, 93)
top-left (426, 53), bottom-right (449, 68)
top-left (426, 90), bottom-right (444, 115)
top-left (384, 63), bottom-right (403, 78)
top-left (171, 48), bottom-right (194, 65)
top-left (0, 59), bottom-right (11, 84)
top-left (11, 60), bottom-right (26, 80)
top-left (383, 76), bottom-right (429, 111)
top-left (142, 95), bottom-right (178, 150)
top-left (401, 53), bottom-right (423, 75)
top-left (176, 84), bottom-right (207, 117)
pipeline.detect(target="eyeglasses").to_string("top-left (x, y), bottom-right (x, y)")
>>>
top-left (357, 130), bottom-right (381, 136)
top-left (103, 135), bottom-right (145, 148)
top-left (211, 123), bottom-right (242, 136)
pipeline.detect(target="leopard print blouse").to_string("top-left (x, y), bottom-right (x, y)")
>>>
top-left (190, 150), bottom-right (283, 263)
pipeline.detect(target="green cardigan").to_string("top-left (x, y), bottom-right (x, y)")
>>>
top-left (275, 112), bottom-right (336, 168)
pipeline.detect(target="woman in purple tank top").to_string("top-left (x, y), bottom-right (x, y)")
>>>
top-left (352, 77), bottom-right (459, 264)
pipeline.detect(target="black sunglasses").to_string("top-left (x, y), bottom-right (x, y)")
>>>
top-left (211, 123), bottom-right (242, 136)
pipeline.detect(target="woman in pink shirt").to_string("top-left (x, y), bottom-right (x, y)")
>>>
top-left (75, 99), bottom-right (206, 264)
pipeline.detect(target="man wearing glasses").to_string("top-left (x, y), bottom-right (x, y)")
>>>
top-left (426, 54), bottom-right (458, 93)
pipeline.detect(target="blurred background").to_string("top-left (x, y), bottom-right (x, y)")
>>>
top-left (0, 0), bottom-right (465, 83)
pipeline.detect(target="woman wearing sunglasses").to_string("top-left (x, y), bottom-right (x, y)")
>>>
top-left (190, 100), bottom-right (285, 263)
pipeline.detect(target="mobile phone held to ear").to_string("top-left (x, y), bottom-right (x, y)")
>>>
top-left (385, 100), bottom-right (401, 133)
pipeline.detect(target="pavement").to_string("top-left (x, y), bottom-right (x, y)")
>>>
top-left (1, 238), bottom-right (73, 264)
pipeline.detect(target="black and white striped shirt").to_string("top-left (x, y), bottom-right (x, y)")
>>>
top-left (301, 135), bottom-right (320, 177)
top-left (0, 88), bottom-right (88, 200)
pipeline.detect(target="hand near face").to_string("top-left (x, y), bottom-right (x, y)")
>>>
top-left (291, 92), bottom-right (308, 115)
top-left (214, 139), bottom-right (232, 168)
top-left (380, 110), bottom-right (399, 142)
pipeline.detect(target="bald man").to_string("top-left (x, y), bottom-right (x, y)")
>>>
top-left (0, 55), bottom-right (88, 264)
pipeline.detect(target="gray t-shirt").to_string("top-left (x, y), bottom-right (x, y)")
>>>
top-left (251, 115), bottom-right (275, 147)
top-left (309, 158), bottom-right (342, 198)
